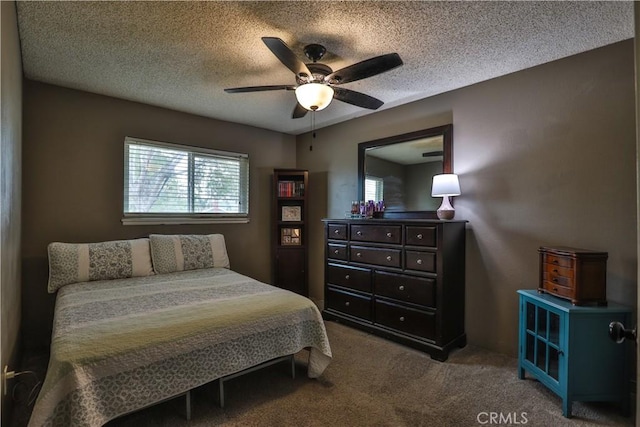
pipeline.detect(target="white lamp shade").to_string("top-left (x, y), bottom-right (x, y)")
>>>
top-left (295, 83), bottom-right (334, 111)
top-left (431, 174), bottom-right (461, 197)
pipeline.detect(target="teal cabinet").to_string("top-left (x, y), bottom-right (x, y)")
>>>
top-left (517, 290), bottom-right (631, 417)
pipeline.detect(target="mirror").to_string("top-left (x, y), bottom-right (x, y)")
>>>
top-left (357, 124), bottom-right (452, 219)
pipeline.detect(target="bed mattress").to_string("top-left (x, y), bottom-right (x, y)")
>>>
top-left (29, 267), bottom-right (332, 426)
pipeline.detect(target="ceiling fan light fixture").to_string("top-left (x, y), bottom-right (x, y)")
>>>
top-left (295, 83), bottom-right (334, 111)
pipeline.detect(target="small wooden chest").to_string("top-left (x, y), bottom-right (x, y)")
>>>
top-left (538, 246), bottom-right (607, 305)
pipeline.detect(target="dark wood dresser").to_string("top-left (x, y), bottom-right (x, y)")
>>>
top-left (322, 218), bottom-right (467, 361)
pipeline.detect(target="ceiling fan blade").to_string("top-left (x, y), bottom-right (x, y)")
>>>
top-left (262, 37), bottom-right (312, 79)
top-left (325, 53), bottom-right (403, 85)
top-left (292, 102), bottom-right (308, 119)
top-left (333, 87), bottom-right (384, 110)
top-left (224, 85), bottom-right (295, 93)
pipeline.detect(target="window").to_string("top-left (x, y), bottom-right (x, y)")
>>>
top-left (365, 176), bottom-right (384, 202)
top-left (123, 137), bottom-right (249, 225)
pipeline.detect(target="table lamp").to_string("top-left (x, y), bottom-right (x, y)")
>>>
top-left (431, 174), bottom-right (461, 220)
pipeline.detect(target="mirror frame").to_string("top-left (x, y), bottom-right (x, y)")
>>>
top-left (357, 124), bottom-right (453, 219)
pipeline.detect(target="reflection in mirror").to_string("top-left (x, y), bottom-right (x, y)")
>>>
top-left (358, 125), bottom-right (452, 219)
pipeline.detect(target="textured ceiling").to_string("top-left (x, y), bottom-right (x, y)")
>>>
top-left (16, 1), bottom-right (634, 135)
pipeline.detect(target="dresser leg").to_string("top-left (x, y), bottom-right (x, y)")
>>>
top-left (518, 367), bottom-right (525, 380)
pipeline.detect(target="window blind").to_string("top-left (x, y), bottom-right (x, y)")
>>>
top-left (124, 137), bottom-right (249, 222)
top-left (365, 176), bottom-right (384, 202)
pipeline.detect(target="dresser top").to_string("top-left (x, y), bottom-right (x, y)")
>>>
top-left (322, 218), bottom-right (468, 224)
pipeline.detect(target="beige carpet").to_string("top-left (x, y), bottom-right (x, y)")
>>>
top-left (12, 321), bottom-right (633, 426)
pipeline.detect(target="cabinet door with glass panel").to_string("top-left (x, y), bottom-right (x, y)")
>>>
top-left (520, 300), bottom-right (563, 389)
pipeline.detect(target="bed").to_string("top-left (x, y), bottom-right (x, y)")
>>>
top-left (28, 235), bottom-right (332, 427)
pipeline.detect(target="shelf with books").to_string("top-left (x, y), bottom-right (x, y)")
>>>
top-left (277, 180), bottom-right (305, 198)
top-left (271, 169), bottom-right (308, 296)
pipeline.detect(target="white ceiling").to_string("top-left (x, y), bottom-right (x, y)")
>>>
top-left (15, 1), bottom-right (634, 135)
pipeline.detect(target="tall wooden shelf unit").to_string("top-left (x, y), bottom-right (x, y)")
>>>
top-left (272, 169), bottom-right (309, 296)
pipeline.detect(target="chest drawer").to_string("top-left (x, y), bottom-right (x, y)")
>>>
top-left (541, 281), bottom-right (574, 299)
top-left (543, 263), bottom-right (574, 279)
top-left (327, 223), bottom-right (347, 240)
top-left (542, 271), bottom-right (574, 288)
top-left (405, 250), bottom-right (436, 273)
top-left (405, 226), bottom-right (437, 247)
top-left (327, 264), bottom-right (371, 293)
top-left (327, 287), bottom-right (372, 321)
top-left (327, 243), bottom-right (347, 260)
top-left (351, 225), bottom-right (401, 244)
top-left (375, 300), bottom-right (435, 340)
top-left (542, 253), bottom-right (574, 269)
top-left (374, 271), bottom-right (435, 308)
top-left (351, 246), bottom-right (401, 268)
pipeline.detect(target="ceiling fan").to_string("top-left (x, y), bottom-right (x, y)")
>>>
top-left (224, 37), bottom-right (403, 119)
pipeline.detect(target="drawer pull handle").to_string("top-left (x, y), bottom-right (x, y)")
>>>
top-left (553, 287), bottom-right (558, 292)
top-left (552, 278), bottom-right (558, 283)
top-left (552, 260), bottom-right (559, 264)
top-left (553, 269), bottom-right (558, 273)
top-left (386, 256), bottom-right (392, 261)
top-left (334, 249), bottom-right (339, 254)
top-left (345, 274), bottom-right (350, 280)
top-left (345, 301), bottom-right (350, 307)
top-left (398, 285), bottom-right (405, 291)
top-left (356, 231), bottom-right (363, 236)
top-left (417, 233), bottom-right (423, 239)
top-left (386, 232), bottom-right (392, 238)
top-left (334, 229), bottom-right (340, 234)
top-left (416, 259), bottom-right (423, 265)
top-left (356, 252), bottom-right (362, 257)
top-left (399, 316), bottom-right (405, 322)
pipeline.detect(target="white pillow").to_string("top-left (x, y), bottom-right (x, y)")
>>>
top-left (149, 234), bottom-right (230, 274)
top-left (47, 238), bottom-right (154, 293)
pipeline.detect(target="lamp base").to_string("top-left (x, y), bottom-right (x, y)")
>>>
top-left (436, 196), bottom-right (455, 220)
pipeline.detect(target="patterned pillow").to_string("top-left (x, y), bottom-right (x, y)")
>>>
top-left (149, 234), bottom-right (230, 274)
top-left (47, 238), bottom-right (155, 293)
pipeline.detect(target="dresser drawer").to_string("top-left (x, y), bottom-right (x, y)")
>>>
top-left (542, 253), bottom-right (574, 269)
top-left (351, 245), bottom-right (401, 268)
top-left (350, 225), bottom-right (401, 244)
top-left (374, 271), bottom-right (435, 308)
top-left (405, 226), bottom-right (437, 247)
top-left (405, 250), bottom-right (436, 273)
top-left (375, 300), bottom-right (435, 340)
top-left (327, 243), bottom-right (347, 260)
top-left (327, 223), bottom-right (347, 240)
top-left (327, 287), bottom-right (372, 321)
top-left (327, 264), bottom-right (371, 293)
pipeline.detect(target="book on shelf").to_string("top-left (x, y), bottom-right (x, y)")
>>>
top-left (278, 180), bottom-right (305, 197)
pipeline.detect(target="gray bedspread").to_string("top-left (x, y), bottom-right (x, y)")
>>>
top-left (29, 268), bottom-right (332, 426)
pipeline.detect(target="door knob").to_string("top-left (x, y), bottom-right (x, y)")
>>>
top-left (609, 321), bottom-right (637, 343)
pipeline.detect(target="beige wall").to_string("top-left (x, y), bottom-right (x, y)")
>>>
top-left (298, 40), bottom-right (637, 357)
top-left (22, 81), bottom-right (296, 349)
top-left (1, 1), bottom-right (23, 422)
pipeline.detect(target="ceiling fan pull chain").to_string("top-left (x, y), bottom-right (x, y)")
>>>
top-left (310, 111), bottom-right (316, 151)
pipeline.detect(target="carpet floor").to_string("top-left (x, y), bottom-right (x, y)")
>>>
top-left (11, 321), bottom-right (634, 426)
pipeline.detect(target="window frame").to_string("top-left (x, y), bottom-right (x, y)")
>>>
top-left (122, 137), bottom-right (250, 225)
